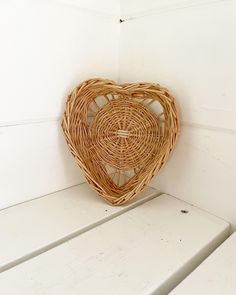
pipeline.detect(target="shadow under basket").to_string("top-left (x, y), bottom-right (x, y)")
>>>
top-left (62, 78), bottom-right (180, 205)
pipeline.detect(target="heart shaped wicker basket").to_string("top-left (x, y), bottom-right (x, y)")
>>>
top-left (62, 78), bottom-right (180, 205)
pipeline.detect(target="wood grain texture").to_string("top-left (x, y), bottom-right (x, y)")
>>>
top-left (0, 194), bottom-right (229, 295)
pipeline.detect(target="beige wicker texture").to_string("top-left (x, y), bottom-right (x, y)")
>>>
top-left (62, 78), bottom-right (180, 205)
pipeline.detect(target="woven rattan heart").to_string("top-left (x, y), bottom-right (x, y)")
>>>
top-left (62, 78), bottom-right (179, 205)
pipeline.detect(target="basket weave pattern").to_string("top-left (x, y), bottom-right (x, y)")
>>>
top-left (62, 79), bottom-right (180, 205)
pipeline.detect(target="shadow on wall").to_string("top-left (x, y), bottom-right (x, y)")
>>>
top-left (56, 121), bottom-right (85, 185)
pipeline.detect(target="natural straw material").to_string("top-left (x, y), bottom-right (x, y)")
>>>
top-left (62, 78), bottom-right (180, 205)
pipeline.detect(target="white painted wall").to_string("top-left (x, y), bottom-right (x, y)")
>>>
top-left (119, 0), bottom-right (236, 227)
top-left (0, 0), bottom-right (119, 209)
top-left (2, 0), bottom-right (236, 229)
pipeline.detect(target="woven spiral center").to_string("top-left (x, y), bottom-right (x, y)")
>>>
top-left (90, 99), bottom-right (161, 170)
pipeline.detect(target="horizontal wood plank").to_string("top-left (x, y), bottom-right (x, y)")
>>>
top-left (0, 183), bottom-right (158, 272)
top-left (0, 194), bottom-right (229, 294)
top-left (171, 232), bottom-right (236, 294)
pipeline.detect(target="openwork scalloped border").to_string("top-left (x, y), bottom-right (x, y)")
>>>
top-left (62, 78), bottom-right (180, 205)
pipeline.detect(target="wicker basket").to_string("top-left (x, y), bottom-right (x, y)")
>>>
top-left (62, 78), bottom-right (180, 205)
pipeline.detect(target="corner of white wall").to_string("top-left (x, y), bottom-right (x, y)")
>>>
top-left (0, 0), bottom-right (120, 209)
top-left (118, 0), bottom-right (236, 228)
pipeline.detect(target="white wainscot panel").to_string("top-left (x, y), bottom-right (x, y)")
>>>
top-left (151, 125), bottom-right (236, 228)
top-left (0, 121), bottom-right (84, 209)
top-left (0, 0), bottom-right (119, 124)
top-left (119, 0), bottom-right (236, 130)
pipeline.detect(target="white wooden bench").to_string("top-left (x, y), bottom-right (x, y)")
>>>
top-left (0, 183), bottom-right (230, 294)
top-left (0, 183), bottom-right (158, 272)
top-left (171, 231), bottom-right (236, 295)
